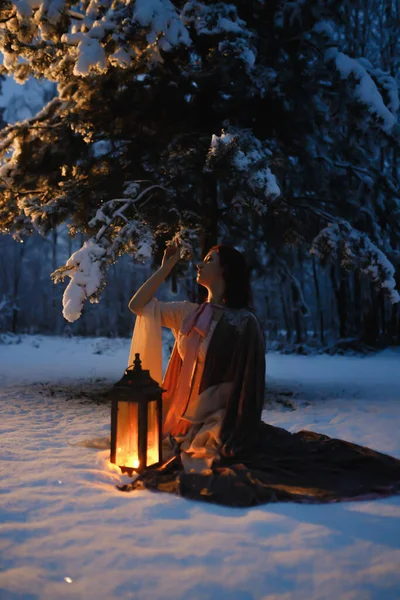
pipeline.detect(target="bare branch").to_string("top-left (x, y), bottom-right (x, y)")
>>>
top-left (92, 184), bottom-right (170, 242)
top-left (68, 10), bottom-right (84, 20)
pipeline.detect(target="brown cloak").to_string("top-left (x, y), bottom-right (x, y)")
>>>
top-left (119, 308), bottom-right (400, 507)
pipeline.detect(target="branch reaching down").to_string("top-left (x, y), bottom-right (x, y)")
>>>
top-left (51, 183), bottom-right (169, 322)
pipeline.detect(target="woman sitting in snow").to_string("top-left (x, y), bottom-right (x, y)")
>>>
top-left (122, 243), bottom-right (400, 506)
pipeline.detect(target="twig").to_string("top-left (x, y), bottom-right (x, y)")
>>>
top-left (114, 211), bottom-right (129, 223)
top-left (113, 185), bottom-right (171, 202)
top-left (94, 185), bottom-right (170, 242)
top-left (68, 10), bottom-right (84, 20)
top-left (296, 203), bottom-right (339, 223)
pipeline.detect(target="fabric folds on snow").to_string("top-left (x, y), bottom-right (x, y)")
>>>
top-left (122, 302), bottom-right (400, 507)
top-left (119, 422), bottom-right (400, 506)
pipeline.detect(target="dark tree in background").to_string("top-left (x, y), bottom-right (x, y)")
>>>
top-left (0, 0), bottom-right (399, 346)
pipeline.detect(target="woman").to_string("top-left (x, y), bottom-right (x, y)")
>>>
top-left (121, 243), bottom-right (400, 507)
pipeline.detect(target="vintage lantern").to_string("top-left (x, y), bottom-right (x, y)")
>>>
top-left (110, 353), bottom-right (163, 475)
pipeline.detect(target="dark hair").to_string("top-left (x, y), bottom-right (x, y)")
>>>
top-left (209, 244), bottom-right (253, 309)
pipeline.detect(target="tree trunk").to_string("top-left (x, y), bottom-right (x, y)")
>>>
top-left (280, 280), bottom-right (292, 343)
top-left (353, 270), bottom-right (362, 338)
top-left (51, 229), bottom-right (60, 333)
top-left (312, 255), bottom-right (325, 344)
top-left (380, 291), bottom-right (387, 338)
top-left (12, 240), bottom-right (26, 333)
top-left (330, 265), bottom-right (347, 338)
top-left (290, 281), bottom-right (303, 345)
top-left (362, 284), bottom-right (380, 345)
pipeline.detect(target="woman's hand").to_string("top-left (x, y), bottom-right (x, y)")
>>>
top-left (161, 243), bottom-right (181, 269)
top-left (128, 242), bottom-right (180, 314)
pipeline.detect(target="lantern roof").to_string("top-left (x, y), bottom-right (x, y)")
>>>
top-left (110, 353), bottom-right (164, 401)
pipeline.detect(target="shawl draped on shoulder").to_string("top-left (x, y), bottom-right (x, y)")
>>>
top-left (123, 301), bottom-right (400, 507)
top-left (127, 300), bottom-right (266, 449)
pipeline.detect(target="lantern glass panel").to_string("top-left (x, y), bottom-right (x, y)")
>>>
top-left (146, 399), bottom-right (159, 467)
top-left (116, 401), bottom-right (139, 469)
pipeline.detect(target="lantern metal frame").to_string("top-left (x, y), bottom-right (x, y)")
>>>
top-left (110, 353), bottom-right (163, 475)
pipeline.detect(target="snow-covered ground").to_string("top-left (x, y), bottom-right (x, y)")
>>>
top-left (1, 335), bottom-right (400, 600)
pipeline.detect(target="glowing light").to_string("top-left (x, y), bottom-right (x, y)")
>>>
top-left (113, 395), bottom-right (160, 471)
top-left (127, 456), bottom-right (139, 469)
top-left (146, 400), bottom-right (159, 467)
top-left (64, 577), bottom-right (73, 583)
top-left (116, 447), bottom-right (139, 470)
top-left (146, 444), bottom-right (159, 467)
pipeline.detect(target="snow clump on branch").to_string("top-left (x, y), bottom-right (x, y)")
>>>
top-left (205, 129), bottom-right (280, 215)
top-left (325, 48), bottom-right (397, 134)
top-left (57, 240), bottom-right (106, 323)
top-left (182, 2), bottom-right (256, 71)
top-left (51, 183), bottom-right (166, 322)
top-left (3, 0), bottom-right (192, 80)
top-left (311, 222), bottom-right (400, 304)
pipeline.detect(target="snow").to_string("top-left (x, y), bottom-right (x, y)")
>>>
top-left (74, 37), bottom-right (107, 76)
top-left (210, 131), bottom-right (235, 154)
top-left (1, 335), bottom-right (400, 599)
top-left (11, 0), bottom-right (41, 19)
top-left (248, 166), bottom-right (280, 200)
top-left (183, 2), bottom-right (246, 36)
top-left (205, 129), bottom-right (280, 215)
top-left (109, 47), bottom-right (133, 69)
top-left (61, 240), bottom-right (106, 322)
top-left (312, 20), bottom-right (336, 39)
top-left (133, 0), bottom-right (191, 50)
top-left (135, 239), bottom-right (154, 262)
top-left (182, 2), bottom-right (256, 70)
top-left (311, 222), bottom-right (400, 304)
top-left (41, 0), bottom-right (66, 25)
top-left (264, 168), bottom-right (280, 198)
top-left (5, 0), bottom-right (193, 80)
top-left (326, 48), bottom-right (397, 133)
top-left (356, 58), bottom-right (400, 117)
top-left (240, 47), bottom-right (256, 70)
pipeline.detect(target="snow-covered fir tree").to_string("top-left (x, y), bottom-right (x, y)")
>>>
top-left (0, 0), bottom-right (399, 326)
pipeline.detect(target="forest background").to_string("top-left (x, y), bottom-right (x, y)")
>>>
top-left (0, 0), bottom-right (400, 352)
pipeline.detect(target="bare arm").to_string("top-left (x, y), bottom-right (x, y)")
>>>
top-left (128, 244), bottom-right (180, 316)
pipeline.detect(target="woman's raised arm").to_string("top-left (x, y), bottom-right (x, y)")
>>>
top-left (128, 244), bottom-right (180, 316)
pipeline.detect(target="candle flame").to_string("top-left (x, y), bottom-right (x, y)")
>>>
top-left (116, 447), bottom-right (139, 470)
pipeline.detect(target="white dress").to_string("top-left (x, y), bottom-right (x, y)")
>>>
top-left (158, 300), bottom-right (234, 474)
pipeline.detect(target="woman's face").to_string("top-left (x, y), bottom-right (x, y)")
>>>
top-left (196, 250), bottom-right (223, 287)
